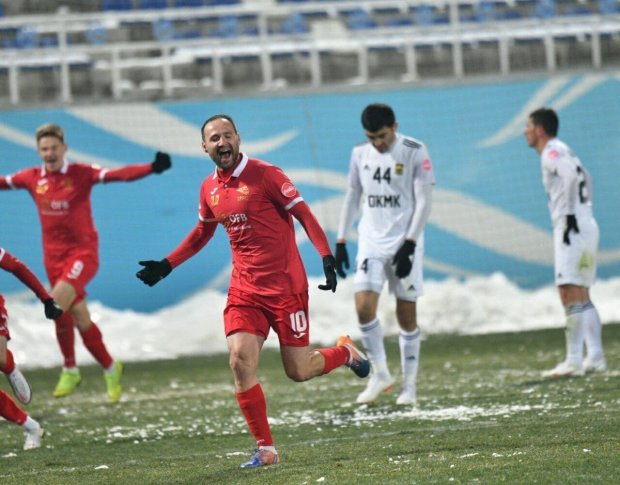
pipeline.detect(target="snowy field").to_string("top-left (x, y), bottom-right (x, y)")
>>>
top-left (5, 274), bottom-right (620, 370)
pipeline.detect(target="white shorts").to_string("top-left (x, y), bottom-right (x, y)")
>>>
top-left (553, 216), bottom-right (599, 287)
top-left (353, 246), bottom-right (424, 302)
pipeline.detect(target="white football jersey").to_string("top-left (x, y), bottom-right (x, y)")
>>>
top-left (338, 133), bottom-right (435, 258)
top-left (541, 138), bottom-right (594, 227)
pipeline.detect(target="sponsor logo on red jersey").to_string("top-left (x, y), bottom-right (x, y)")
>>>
top-left (281, 182), bottom-right (296, 198)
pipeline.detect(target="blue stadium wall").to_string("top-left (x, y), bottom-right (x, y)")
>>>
top-left (1, 74), bottom-right (619, 312)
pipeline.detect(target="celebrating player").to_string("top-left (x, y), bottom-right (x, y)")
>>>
top-left (525, 108), bottom-right (606, 377)
top-left (136, 114), bottom-right (369, 469)
top-left (1, 247), bottom-right (63, 450)
top-left (0, 123), bottom-right (172, 402)
top-left (334, 103), bottom-right (435, 406)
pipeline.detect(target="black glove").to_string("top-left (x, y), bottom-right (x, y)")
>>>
top-left (151, 151), bottom-right (171, 174)
top-left (334, 242), bottom-right (349, 278)
top-left (563, 214), bottom-right (579, 245)
top-left (392, 240), bottom-right (416, 279)
top-left (43, 298), bottom-right (63, 320)
top-left (318, 255), bottom-right (337, 293)
top-left (137, 259), bottom-right (172, 287)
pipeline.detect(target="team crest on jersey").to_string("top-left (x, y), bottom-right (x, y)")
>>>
top-left (548, 149), bottom-right (560, 159)
top-left (237, 185), bottom-right (250, 201)
top-left (35, 181), bottom-right (49, 194)
top-left (422, 159), bottom-right (432, 171)
top-left (211, 194), bottom-right (220, 206)
top-left (281, 182), bottom-right (296, 198)
top-left (395, 163), bottom-right (404, 175)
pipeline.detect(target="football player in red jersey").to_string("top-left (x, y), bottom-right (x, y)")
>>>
top-left (137, 114), bottom-right (369, 469)
top-left (0, 247), bottom-right (62, 450)
top-left (0, 123), bottom-right (172, 402)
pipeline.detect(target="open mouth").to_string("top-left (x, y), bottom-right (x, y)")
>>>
top-left (218, 148), bottom-right (233, 162)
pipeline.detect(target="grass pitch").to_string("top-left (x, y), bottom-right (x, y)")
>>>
top-left (1, 324), bottom-right (619, 484)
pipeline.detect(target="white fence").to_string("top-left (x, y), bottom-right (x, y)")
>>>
top-left (0, 0), bottom-right (619, 105)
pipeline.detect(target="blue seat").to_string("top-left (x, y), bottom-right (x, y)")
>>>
top-left (15, 26), bottom-right (39, 49)
top-left (209, 0), bottom-right (240, 5)
top-left (564, 5), bottom-right (593, 16)
top-left (174, 0), bottom-right (204, 7)
top-left (152, 18), bottom-right (176, 41)
top-left (412, 5), bottom-right (435, 25)
top-left (384, 16), bottom-right (414, 27)
top-left (475, 1), bottom-right (497, 22)
top-left (598, 0), bottom-right (619, 14)
top-left (209, 15), bottom-right (243, 38)
top-left (138, 0), bottom-right (168, 9)
top-left (534, 0), bottom-right (556, 19)
top-left (102, 0), bottom-right (133, 11)
top-left (280, 12), bottom-right (309, 35)
top-left (346, 9), bottom-right (378, 30)
top-left (86, 21), bottom-right (108, 44)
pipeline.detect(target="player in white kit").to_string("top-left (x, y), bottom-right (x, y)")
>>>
top-left (335, 104), bottom-right (435, 405)
top-left (525, 107), bottom-right (606, 377)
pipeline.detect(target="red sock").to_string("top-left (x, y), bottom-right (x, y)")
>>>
top-left (235, 383), bottom-right (273, 447)
top-left (1, 348), bottom-right (15, 374)
top-left (0, 390), bottom-right (27, 425)
top-left (55, 312), bottom-right (76, 368)
top-left (316, 346), bottom-right (350, 375)
top-left (80, 323), bottom-right (113, 369)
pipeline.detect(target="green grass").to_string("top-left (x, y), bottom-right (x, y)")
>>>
top-left (2, 324), bottom-right (619, 484)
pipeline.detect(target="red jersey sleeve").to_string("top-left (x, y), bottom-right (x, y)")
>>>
top-left (0, 247), bottom-right (51, 302)
top-left (289, 202), bottom-right (332, 258)
top-left (166, 181), bottom-right (218, 268)
top-left (98, 163), bottom-right (153, 183)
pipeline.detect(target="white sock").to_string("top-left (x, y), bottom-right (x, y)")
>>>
top-left (359, 318), bottom-right (390, 377)
top-left (565, 304), bottom-right (585, 366)
top-left (63, 367), bottom-right (79, 373)
top-left (582, 301), bottom-right (604, 362)
top-left (22, 416), bottom-right (40, 432)
top-left (399, 328), bottom-right (421, 388)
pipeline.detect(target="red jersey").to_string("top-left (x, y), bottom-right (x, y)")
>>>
top-left (167, 154), bottom-right (331, 296)
top-left (0, 160), bottom-right (153, 268)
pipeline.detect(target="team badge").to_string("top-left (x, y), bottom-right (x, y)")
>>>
top-left (211, 194), bottom-right (220, 206)
top-left (281, 182), bottom-right (296, 198)
top-left (395, 163), bottom-right (404, 175)
top-left (36, 182), bottom-right (49, 195)
top-left (422, 159), bottom-right (432, 171)
top-left (237, 185), bottom-right (250, 201)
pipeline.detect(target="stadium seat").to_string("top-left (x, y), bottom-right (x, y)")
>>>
top-left (209, 0), bottom-right (240, 5)
top-left (138, 0), bottom-right (168, 9)
top-left (534, 0), bottom-right (556, 19)
top-left (598, 0), bottom-right (619, 14)
top-left (152, 18), bottom-right (176, 41)
top-left (102, 0), bottom-right (134, 11)
top-left (85, 22), bottom-right (108, 45)
top-left (346, 9), bottom-right (378, 30)
top-left (15, 26), bottom-right (39, 49)
top-left (209, 15), bottom-right (243, 38)
top-left (280, 12), bottom-right (309, 35)
top-left (174, 0), bottom-right (204, 7)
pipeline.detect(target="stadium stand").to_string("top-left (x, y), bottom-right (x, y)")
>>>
top-left (0, 0), bottom-right (619, 104)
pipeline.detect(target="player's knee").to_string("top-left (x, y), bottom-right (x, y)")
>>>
top-left (284, 365), bottom-right (311, 382)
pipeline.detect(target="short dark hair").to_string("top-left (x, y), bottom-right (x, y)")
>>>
top-left (201, 114), bottom-right (238, 140)
top-left (529, 108), bottom-right (559, 137)
top-left (361, 103), bottom-right (396, 132)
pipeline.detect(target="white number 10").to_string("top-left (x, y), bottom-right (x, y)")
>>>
top-left (289, 310), bottom-right (308, 333)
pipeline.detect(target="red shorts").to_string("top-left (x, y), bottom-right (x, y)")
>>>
top-left (46, 253), bottom-right (98, 302)
top-left (224, 287), bottom-right (310, 347)
top-left (0, 295), bottom-right (10, 340)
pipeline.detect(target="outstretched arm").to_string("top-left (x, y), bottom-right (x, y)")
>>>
top-left (136, 219), bottom-right (217, 287)
top-left (102, 152), bottom-right (172, 183)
